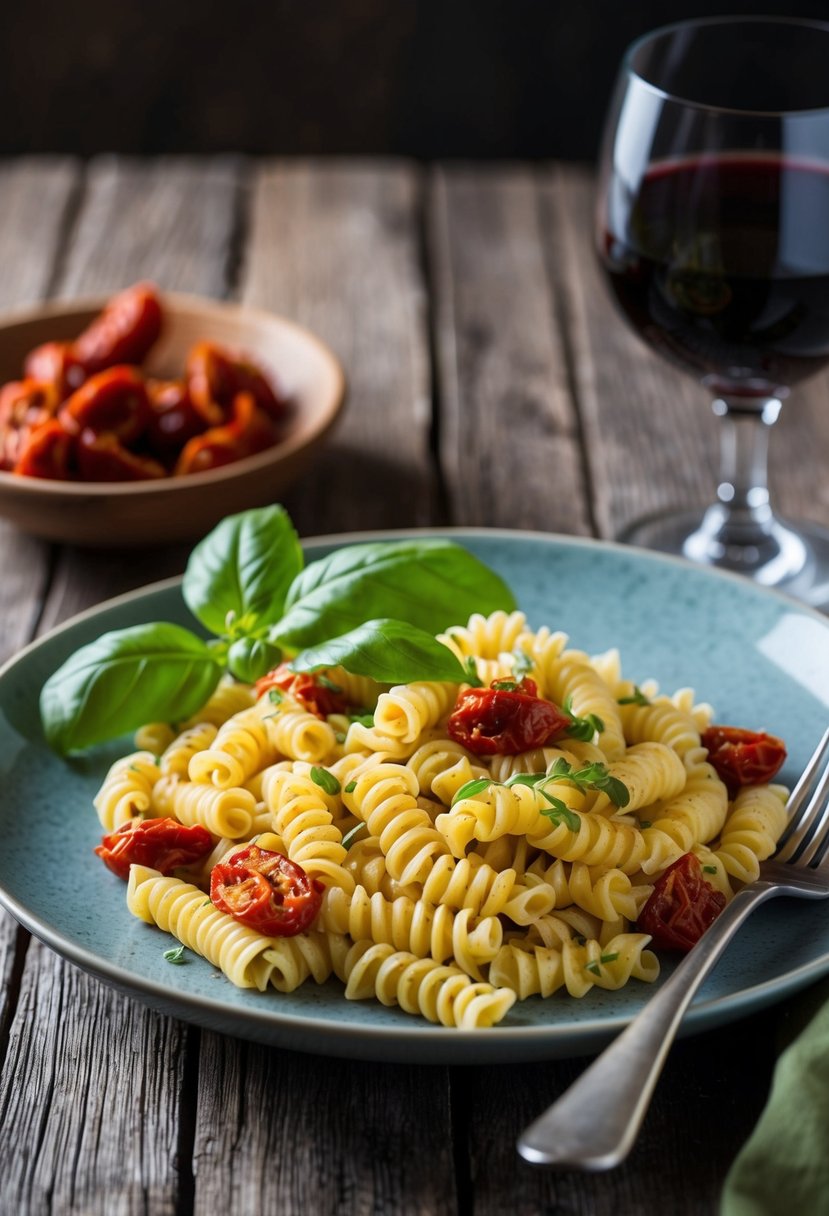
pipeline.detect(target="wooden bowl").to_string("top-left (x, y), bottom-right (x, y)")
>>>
top-left (0, 293), bottom-right (346, 546)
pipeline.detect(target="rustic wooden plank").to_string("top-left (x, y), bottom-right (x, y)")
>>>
top-left (0, 158), bottom-right (79, 1079)
top-left (0, 159), bottom-right (80, 661)
top-left (0, 939), bottom-right (186, 1216)
top-left (192, 161), bottom-right (457, 1211)
top-left (430, 165), bottom-right (592, 535)
top-left (193, 1035), bottom-right (456, 1215)
top-left (0, 912), bottom-right (24, 1054)
top-left (241, 160), bottom-right (434, 536)
top-left (0, 158), bottom-right (80, 311)
top-left (56, 155), bottom-right (242, 301)
top-left (0, 158), bottom-right (244, 1216)
top-left (38, 156), bottom-right (243, 630)
top-left (460, 1010), bottom-right (777, 1215)
top-left (541, 165), bottom-right (718, 541)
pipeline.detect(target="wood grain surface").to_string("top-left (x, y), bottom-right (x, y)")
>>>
top-left (0, 157), bottom-right (824, 1216)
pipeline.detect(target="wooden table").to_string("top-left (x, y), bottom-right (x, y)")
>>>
top-left (1, 157), bottom-right (828, 1215)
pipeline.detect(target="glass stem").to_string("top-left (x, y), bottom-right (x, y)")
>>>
top-left (683, 394), bottom-right (807, 580)
top-left (709, 394), bottom-right (779, 546)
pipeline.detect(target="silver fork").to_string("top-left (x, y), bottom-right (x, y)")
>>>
top-left (517, 726), bottom-right (829, 1171)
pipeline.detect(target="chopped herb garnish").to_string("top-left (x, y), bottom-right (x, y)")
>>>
top-left (703, 864), bottom-right (718, 874)
top-left (585, 953), bottom-right (619, 975)
top-left (163, 946), bottom-right (187, 965)
top-left (310, 766), bottom-right (341, 796)
top-left (450, 758), bottom-right (629, 822)
top-left (544, 756), bottom-right (630, 808)
top-left (268, 687), bottom-right (284, 704)
top-left (537, 797), bottom-right (582, 833)
top-left (617, 686), bottom-right (651, 706)
top-left (348, 712), bottom-right (376, 727)
top-left (344, 780), bottom-right (357, 794)
top-left (562, 696), bottom-right (605, 742)
top-left (639, 820), bottom-right (652, 829)
top-left (334, 731), bottom-right (346, 744)
top-left (503, 772), bottom-right (546, 788)
top-left (491, 679), bottom-right (520, 692)
top-left (341, 822), bottom-right (368, 849)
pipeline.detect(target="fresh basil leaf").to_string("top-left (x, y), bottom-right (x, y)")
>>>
top-left (538, 799), bottom-right (581, 832)
top-left (542, 757), bottom-right (631, 809)
top-left (503, 772), bottom-right (546, 788)
top-left (617, 686), bottom-right (651, 706)
top-left (272, 539), bottom-right (515, 649)
top-left (341, 821), bottom-right (367, 848)
top-left (451, 777), bottom-right (492, 805)
top-left (310, 766), bottom-right (341, 796)
top-left (547, 757), bottom-right (572, 779)
top-left (289, 619), bottom-right (469, 685)
top-left (182, 506), bottom-right (303, 637)
top-left (569, 761), bottom-right (606, 784)
top-left (602, 775), bottom-right (630, 808)
top-left (40, 623), bottom-right (222, 755)
top-left (566, 712), bottom-right (604, 742)
top-left (227, 637), bottom-right (282, 683)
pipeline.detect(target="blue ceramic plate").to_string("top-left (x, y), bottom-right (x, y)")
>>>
top-left (0, 530), bottom-right (827, 1064)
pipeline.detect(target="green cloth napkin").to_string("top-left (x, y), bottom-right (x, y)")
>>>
top-left (721, 979), bottom-right (829, 1215)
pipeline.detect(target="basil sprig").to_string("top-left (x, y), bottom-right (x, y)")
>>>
top-left (561, 695), bottom-right (604, 742)
top-left (617, 686), bottom-right (651, 706)
top-left (451, 757), bottom-right (630, 834)
top-left (39, 505), bottom-right (516, 755)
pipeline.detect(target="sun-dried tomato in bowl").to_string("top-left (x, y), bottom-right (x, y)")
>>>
top-left (0, 283), bottom-right (291, 482)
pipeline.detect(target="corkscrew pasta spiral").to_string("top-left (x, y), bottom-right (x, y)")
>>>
top-left (94, 751), bottom-right (160, 830)
top-left (102, 603), bottom-right (789, 1033)
top-left (341, 940), bottom-right (517, 1027)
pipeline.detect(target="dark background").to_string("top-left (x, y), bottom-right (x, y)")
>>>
top-left (7, 0), bottom-right (829, 160)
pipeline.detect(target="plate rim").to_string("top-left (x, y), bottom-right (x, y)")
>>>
top-left (1, 525), bottom-right (827, 1061)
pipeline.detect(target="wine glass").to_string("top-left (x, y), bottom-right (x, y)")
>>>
top-left (596, 16), bottom-right (829, 607)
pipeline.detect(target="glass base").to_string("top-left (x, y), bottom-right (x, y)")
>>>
top-left (618, 507), bottom-right (829, 612)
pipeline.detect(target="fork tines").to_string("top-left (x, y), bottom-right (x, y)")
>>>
top-left (775, 727), bottom-right (829, 866)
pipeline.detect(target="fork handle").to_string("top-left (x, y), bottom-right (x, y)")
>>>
top-left (517, 882), bottom-right (776, 1170)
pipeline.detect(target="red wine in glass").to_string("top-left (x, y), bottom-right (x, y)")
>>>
top-left (596, 17), bottom-right (829, 605)
top-left (601, 154), bottom-right (829, 397)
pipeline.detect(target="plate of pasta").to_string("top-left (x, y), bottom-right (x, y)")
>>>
top-left (1, 519), bottom-right (828, 1064)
